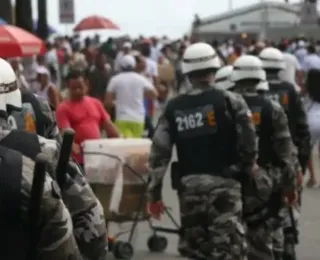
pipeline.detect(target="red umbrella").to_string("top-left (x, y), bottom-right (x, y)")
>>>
top-left (0, 25), bottom-right (45, 58)
top-left (73, 15), bottom-right (120, 32)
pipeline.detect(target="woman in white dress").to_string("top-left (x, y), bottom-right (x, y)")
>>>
top-left (305, 69), bottom-right (320, 186)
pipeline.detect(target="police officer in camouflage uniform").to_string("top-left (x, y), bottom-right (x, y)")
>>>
top-left (147, 42), bottom-right (258, 259)
top-left (175, 43), bottom-right (222, 256)
top-left (259, 47), bottom-right (310, 260)
top-left (0, 65), bottom-right (82, 260)
top-left (259, 47), bottom-right (310, 174)
top-left (1, 59), bottom-right (108, 260)
top-left (228, 56), bottom-right (297, 260)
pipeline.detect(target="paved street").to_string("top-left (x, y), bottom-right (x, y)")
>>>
top-left (107, 148), bottom-right (320, 260)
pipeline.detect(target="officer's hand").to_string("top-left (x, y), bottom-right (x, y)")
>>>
top-left (251, 163), bottom-right (260, 176)
top-left (285, 190), bottom-right (298, 206)
top-left (147, 201), bottom-right (164, 220)
top-left (297, 171), bottom-right (303, 187)
top-left (72, 143), bottom-right (81, 154)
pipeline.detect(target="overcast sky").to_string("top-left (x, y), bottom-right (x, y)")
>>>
top-left (30, 0), bottom-right (298, 38)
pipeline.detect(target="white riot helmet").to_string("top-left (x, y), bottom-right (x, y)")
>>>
top-left (0, 59), bottom-right (21, 110)
top-left (230, 55), bottom-right (266, 82)
top-left (182, 42), bottom-right (221, 74)
top-left (256, 80), bottom-right (269, 91)
top-left (259, 47), bottom-right (285, 70)
top-left (215, 65), bottom-right (234, 90)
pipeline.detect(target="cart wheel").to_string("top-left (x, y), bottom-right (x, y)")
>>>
top-left (147, 235), bottom-right (168, 252)
top-left (112, 241), bottom-right (134, 259)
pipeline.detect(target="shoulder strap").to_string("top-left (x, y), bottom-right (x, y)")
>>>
top-left (261, 98), bottom-right (275, 134)
top-left (0, 145), bottom-right (26, 259)
top-left (0, 130), bottom-right (41, 161)
top-left (225, 94), bottom-right (236, 121)
top-left (0, 145), bottom-right (22, 218)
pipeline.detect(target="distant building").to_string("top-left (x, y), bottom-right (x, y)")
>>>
top-left (192, 1), bottom-right (320, 42)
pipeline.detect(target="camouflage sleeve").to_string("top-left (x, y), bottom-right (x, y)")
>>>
top-left (62, 161), bottom-right (108, 260)
top-left (35, 94), bottom-right (62, 142)
top-left (147, 112), bottom-right (173, 202)
top-left (293, 93), bottom-right (311, 172)
top-left (291, 145), bottom-right (302, 174)
top-left (225, 91), bottom-right (258, 172)
top-left (270, 101), bottom-right (297, 191)
top-left (38, 137), bottom-right (108, 260)
top-left (21, 156), bottom-right (82, 260)
top-left (38, 135), bottom-right (60, 176)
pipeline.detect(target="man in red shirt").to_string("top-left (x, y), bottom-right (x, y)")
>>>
top-left (56, 70), bottom-right (120, 166)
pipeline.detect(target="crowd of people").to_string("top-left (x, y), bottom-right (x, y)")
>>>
top-left (9, 34), bottom-right (320, 177)
top-left (2, 31), bottom-right (320, 259)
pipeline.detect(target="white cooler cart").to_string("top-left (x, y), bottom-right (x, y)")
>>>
top-left (83, 138), bottom-right (171, 259)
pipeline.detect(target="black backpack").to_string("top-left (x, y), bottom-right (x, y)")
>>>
top-left (0, 145), bottom-right (27, 260)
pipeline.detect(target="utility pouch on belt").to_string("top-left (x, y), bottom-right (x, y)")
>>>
top-left (171, 161), bottom-right (181, 190)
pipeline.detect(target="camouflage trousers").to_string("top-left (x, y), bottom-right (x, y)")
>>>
top-left (179, 174), bottom-right (247, 260)
top-left (242, 167), bottom-right (274, 260)
top-left (273, 205), bottom-right (300, 260)
top-left (247, 225), bottom-right (273, 260)
top-left (177, 191), bottom-right (188, 255)
top-left (272, 226), bottom-right (284, 260)
top-left (271, 175), bottom-right (301, 260)
top-left (271, 204), bottom-right (300, 260)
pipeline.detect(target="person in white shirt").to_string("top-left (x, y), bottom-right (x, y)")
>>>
top-left (301, 45), bottom-right (320, 72)
top-left (304, 69), bottom-right (320, 187)
top-left (278, 43), bottom-right (303, 91)
top-left (294, 40), bottom-right (308, 65)
top-left (140, 42), bottom-right (159, 137)
top-left (9, 57), bottom-right (29, 91)
top-left (140, 42), bottom-right (159, 84)
top-left (150, 38), bottom-right (161, 62)
top-left (45, 42), bottom-right (61, 88)
top-left (105, 55), bottom-right (158, 138)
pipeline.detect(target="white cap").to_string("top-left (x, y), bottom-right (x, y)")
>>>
top-left (36, 66), bottom-right (50, 75)
top-left (123, 42), bottom-right (132, 49)
top-left (298, 40), bottom-right (305, 48)
top-left (120, 55), bottom-right (136, 70)
top-left (256, 41), bottom-right (266, 49)
top-left (131, 50), bottom-right (141, 56)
